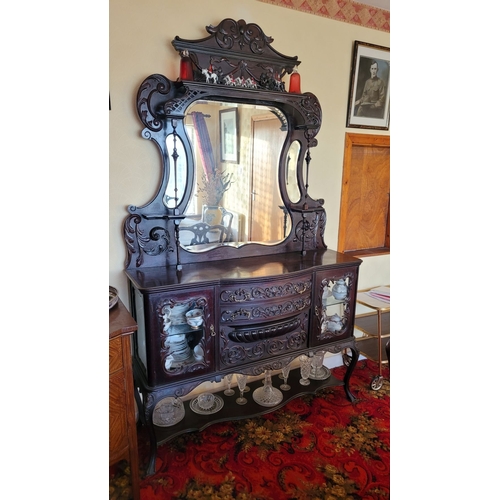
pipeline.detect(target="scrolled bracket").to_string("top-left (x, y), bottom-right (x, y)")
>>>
top-left (124, 214), bottom-right (173, 268)
top-left (137, 74), bottom-right (173, 131)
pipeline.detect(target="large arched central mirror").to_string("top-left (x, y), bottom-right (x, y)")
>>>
top-left (177, 100), bottom-right (292, 250)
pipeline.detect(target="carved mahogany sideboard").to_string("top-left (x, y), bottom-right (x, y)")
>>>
top-left (126, 250), bottom-right (361, 475)
top-left (109, 298), bottom-right (140, 499)
top-left (121, 18), bottom-right (363, 476)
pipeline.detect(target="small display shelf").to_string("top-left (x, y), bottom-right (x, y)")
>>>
top-left (152, 367), bottom-right (340, 448)
top-left (345, 286), bottom-right (390, 391)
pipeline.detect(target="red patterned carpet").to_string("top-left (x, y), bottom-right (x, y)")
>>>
top-left (110, 359), bottom-right (389, 499)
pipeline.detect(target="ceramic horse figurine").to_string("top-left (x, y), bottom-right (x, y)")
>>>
top-left (202, 68), bottom-right (218, 84)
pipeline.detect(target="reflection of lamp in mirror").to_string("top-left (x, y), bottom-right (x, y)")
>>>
top-left (289, 66), bottom-right (301, 93)
top-left (179, 50), bottom-right (193, 81)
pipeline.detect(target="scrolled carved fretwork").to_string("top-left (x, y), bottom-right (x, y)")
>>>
top-left (137, 74), bottom-right (175, 131)
top-left (220, 296), bottom-right (311, 323)
top-left (293, 211), bottom-right (325, 251)
top-left (207, 18), bottom-right (272, 54)
top-left (172, 18), bottom-right (300, 90)
top-left (220, 279), bottom-right (312, 303)
top-left (317, 210), bottom-right (327, 241)
top-left (220, 288), bottom-right (251, 303)
top-left (299, 93), bottom-right (322, 136)
top-left (220, 329), bottom-right (306, 367)
top-left (124, 214), bottom-right (173, 268)
top-left (163, 87), bottom-right (208, 116)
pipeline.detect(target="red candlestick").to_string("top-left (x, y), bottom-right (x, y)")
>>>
top-left (289, 67), bottom-right (301, 93)
top-left (179, 50), bottom-right (193, 81)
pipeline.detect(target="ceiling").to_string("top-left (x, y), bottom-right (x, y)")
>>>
top-left (361, 0), bottom-right (390, 11)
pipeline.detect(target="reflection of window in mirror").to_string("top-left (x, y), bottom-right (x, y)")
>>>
top-left (185, 125), bottom-right (197, 215)
top-left (286, 141), bottom-right (301, 203)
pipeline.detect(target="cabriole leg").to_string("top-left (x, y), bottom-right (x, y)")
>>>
top-left (343, 345), bottom-right (359, 402)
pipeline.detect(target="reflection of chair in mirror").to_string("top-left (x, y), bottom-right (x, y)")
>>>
top-left (179, 222), bottom-right (230, 246)
top-left (201, 206), bottom-right (234, 242)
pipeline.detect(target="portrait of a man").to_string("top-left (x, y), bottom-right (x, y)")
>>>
top-left (347, 41), bottom-right (390, 130)
top-left (354, 59), bottom-right (386, 119)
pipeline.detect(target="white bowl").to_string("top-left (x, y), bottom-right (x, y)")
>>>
top-left (186, 309), bottom-right (203, 328)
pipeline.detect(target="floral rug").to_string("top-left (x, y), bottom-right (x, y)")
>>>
top-left (110, 359), bottom-right (389, 499)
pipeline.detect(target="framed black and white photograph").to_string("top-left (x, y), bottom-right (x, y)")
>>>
top-left (219, 107), bottom-right (239, 163)
top-left (346, 41), bottom-right (390, 130)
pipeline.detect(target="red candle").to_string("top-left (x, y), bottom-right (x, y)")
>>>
top-left (179, 50), bottom-right (193, 81)
top-left (289, 67), bottom-right (301, 94)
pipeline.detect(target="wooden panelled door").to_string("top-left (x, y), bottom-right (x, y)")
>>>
top-left (338, 133), bottom-right (390, 255)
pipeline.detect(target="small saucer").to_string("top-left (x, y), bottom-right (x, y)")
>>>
top-left (190, 394), bottom-right (224, 415)
top-left (309, 365), bottom-right (331, 381)
top-left (153, 397), bottom-right (185, 427)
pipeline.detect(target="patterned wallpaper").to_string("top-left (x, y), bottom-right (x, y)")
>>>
top-left (257, 0), bottom-right (390, 33)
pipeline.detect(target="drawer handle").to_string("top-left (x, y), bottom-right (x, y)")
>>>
top-left (210, 324), bottom-right (217, 337)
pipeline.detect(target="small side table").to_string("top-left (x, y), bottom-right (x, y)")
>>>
top-left (353, 286), bottom-right (390, 390)
top-left (109, 298), bottom-right (140, 500)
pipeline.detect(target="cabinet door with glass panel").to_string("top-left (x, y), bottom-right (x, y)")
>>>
top-left (311, 268), bottom-right (358, 346)
top-left (138, 288), bottom-right (217, 386)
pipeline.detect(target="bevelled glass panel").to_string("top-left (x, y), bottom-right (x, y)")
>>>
top-left (163, 134), bottom-right (188, 209)
top-left (286, 140), bottom-right (301, 203)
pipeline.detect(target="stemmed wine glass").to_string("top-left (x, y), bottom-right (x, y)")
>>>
top-left (223, 373), bottom-right (235, 396)
top-left (299, 355), bottom-right (311, 386)
top-left (236, 373), bottom-right (248, 405)
top-left (280, 363), bottom-right (291, 391)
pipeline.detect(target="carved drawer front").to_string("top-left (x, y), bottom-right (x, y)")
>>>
top-left (109, 337), bottom-right (123, 374)
top-left (219, 276), bottom-right (312, 324)
top-left (219, 310), bottom-right (308, 369)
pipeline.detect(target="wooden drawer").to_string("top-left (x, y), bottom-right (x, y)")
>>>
top-left (220, 294), bottom-right (311, 325)
top-left (219, 275), bottom-right (312, 306)
top-left (219, 275), bottom-right (312, 325)
top-left (218, 310), bottom-right (309, 369)
top-left (109, 336), bottom-right (123, 374)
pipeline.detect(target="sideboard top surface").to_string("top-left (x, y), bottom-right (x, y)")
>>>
top-left (125, 249), bottom-right (362, 292)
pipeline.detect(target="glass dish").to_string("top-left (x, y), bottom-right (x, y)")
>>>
top-left (190, 394), bottom-right (224, 415)
top-left (308, 365), bottom-right (331, 380)
top-left (153, 397), bottom-right (185, 427)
